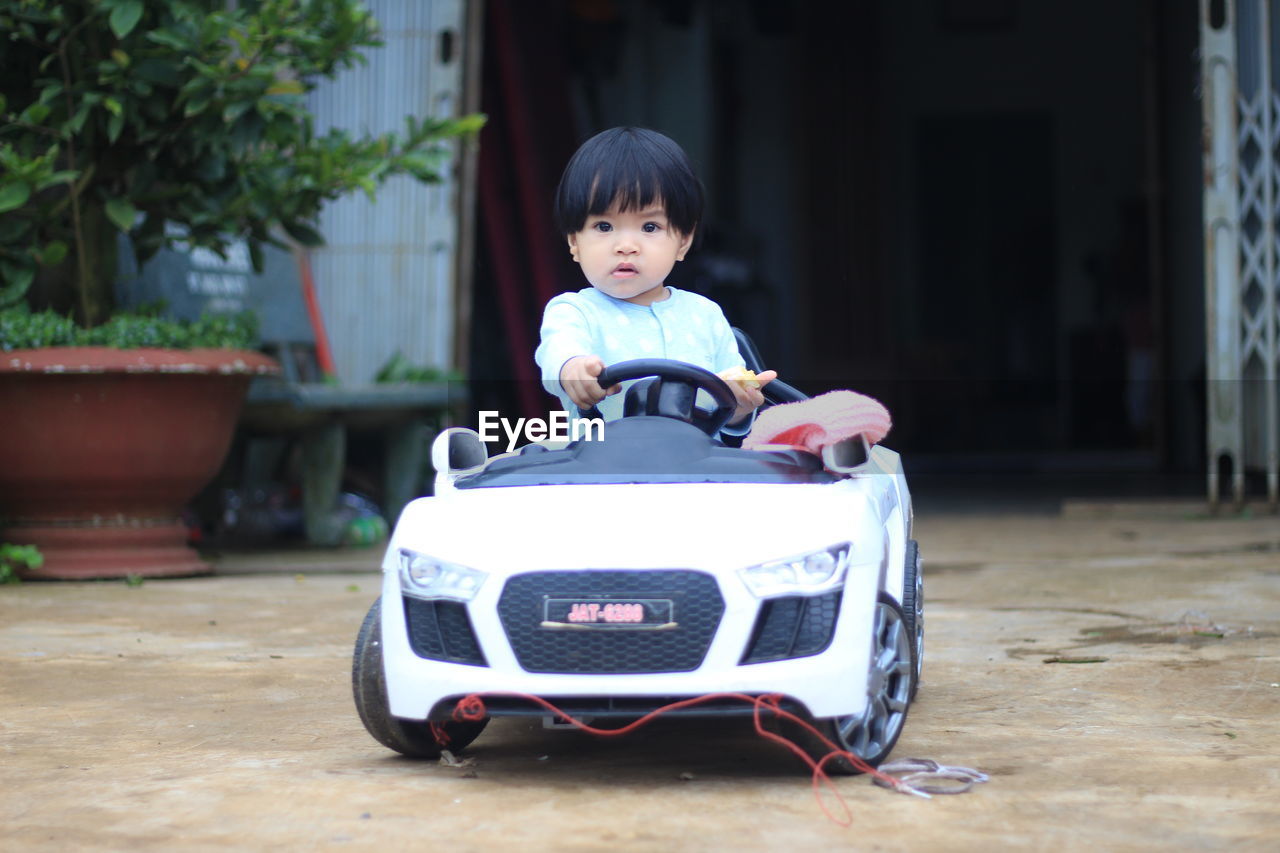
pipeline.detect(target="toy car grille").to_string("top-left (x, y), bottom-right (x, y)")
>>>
top-left (403, 597), bottom-right (488, 666)
top-left (740, 590), bottom-right (843, 664)
top-left (497, 570), bottom-right (724, 673)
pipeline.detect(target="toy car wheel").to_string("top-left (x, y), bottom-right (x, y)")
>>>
top-left (801, 594), bottom-right (915, 774)
top-left (902, 539), bottom-right (924, 698)
top-left (351, 597), bottom-right (488, 758)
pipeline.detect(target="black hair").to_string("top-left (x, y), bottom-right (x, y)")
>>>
top-left (553, 127), bottom-right (704, 237)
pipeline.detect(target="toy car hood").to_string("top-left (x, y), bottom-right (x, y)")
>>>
top-left (385, 480), bottom-right (897, 575)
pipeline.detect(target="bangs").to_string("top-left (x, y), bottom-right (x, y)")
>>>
top-left (555, 127), bottom-right (703, 237)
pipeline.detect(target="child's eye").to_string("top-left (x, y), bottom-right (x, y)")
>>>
top-left (641, 222), bottom-right (661, 233)
top-left (592, 222), bottom-right (612, 232)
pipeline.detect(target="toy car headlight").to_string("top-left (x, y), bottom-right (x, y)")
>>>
top-left (398, 549), bottom-right (487, 601)
top-left (738, 544), bottom-right (851, 598)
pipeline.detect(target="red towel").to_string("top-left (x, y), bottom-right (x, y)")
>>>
top-left (743, 390), bottom-right (892, 453)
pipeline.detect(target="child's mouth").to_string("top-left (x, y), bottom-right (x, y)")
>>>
top-left (611, 264), bottom-right (638, 278)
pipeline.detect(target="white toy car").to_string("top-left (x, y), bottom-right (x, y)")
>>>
top-left (352, 356), bottom-right (923, 773)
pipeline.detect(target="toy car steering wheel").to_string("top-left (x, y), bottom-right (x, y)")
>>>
top-left (581, 358), bottom-right (738, 435)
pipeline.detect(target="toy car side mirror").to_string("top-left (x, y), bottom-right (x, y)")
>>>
top-left (431, 428), bottom-right (488, 486)
top-left (821, 435), bottom-right (871, 473)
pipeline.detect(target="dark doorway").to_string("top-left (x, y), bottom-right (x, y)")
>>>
top-left (475, 0), bottom-right (1204, 484)
top-left (908, 112), bottom-right (1057, 453)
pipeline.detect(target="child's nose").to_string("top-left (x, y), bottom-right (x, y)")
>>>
top-left (615, 234), bottom-right (638, 253)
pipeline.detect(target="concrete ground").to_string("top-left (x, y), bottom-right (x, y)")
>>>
top-left (2, 501), bottom-right (1278, 851)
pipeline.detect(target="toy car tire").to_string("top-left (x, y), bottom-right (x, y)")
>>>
top-left (784, 593), bottom-right (915, 775)
top-left (902, 539), bottom-right (924, 698)
top-left (352, 597), bottom-right (488, 758)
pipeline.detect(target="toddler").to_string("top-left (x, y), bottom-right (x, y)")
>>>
top-left (535, 126), bottom-right (776, 432)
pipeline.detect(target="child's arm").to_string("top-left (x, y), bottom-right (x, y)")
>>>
top-left (537, 297), bottom-right (609, 410)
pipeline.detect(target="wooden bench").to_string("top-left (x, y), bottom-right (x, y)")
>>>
top-left (116, 239), bottom-right (455, 545)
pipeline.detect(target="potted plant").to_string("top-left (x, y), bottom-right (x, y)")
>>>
top-left (0, 0), bottom-right (482, 579)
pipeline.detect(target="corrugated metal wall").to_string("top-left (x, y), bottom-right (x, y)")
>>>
top-left (306, 0), bottom-right (467, 383)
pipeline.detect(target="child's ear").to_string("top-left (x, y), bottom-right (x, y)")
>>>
top-left (566, 233), bottom-right (580, 263)
top-left (675, 229), bottom-right (695, 261)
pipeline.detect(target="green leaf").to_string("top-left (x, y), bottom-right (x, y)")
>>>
top-left (247, 239), bottom-right (264, 273)
top-left (105, 198), bottom-right (138, 231)
top-left (109, 0), bottom-right (144, 39)
top-left (111, 49), bottom-right (131, 68)
top-left (0, 183), bottom-right (31, 213)
top-left (183, 95), bottom-right (211, 118)
top-left (282, 221), bottom-right (324, 247)
top-left (223, 100), bottom-right (254, 124)
top-left (265, 79), bottom-right (305, 96)
top-left (452, 113), bottom-right (488, 135)
top-left (36, 170), bottom-right (77, 190)
top-left (66, 102), bottom-right (91, 133)
top-left (108, 111), bottom-right (125, 143)
top-left (145, 28), bottom-right (185, 49)
top-left (0, 265), bottom-right (35, 302)
top-left (38, 240), bottom-right (68, 265)
top-left (19, 103), bottom-right (50, 124)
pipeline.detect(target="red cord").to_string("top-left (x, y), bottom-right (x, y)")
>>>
top-left (448, 692), bottom-right (920, 825)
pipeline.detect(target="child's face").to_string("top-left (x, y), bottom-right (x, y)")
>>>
top-left (567, 199), bottom-right (693, 305)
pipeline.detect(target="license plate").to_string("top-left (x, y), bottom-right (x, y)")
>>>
top-left (541, 597), bottom-right (676, 630)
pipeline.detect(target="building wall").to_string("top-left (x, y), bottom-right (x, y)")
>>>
top-left (306, 0), bottom-right (468, 383)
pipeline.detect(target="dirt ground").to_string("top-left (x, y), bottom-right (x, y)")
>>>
top-left (2, 502), bottom-right (1278, 852)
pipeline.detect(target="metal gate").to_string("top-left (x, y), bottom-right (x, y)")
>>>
top-left (1202, 0), bottom-right (1280, 508)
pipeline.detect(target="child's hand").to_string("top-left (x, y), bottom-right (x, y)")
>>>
top-left (560, 355), bottom-right (622, 410)
top-left (719, 367), bottom-right (777, 424)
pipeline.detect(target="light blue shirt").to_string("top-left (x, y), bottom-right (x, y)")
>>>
top-left (535, 286), bottom-right (749, 431)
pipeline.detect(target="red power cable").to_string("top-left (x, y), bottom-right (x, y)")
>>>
top-left (446, 692), bottom-right (928, 825)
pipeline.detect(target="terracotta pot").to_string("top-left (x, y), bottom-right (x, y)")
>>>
top-left (0, 348), bottom-right (279, 579)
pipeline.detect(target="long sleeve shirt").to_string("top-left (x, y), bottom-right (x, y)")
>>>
top-left (534, 286), bottom-right (748, 429)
